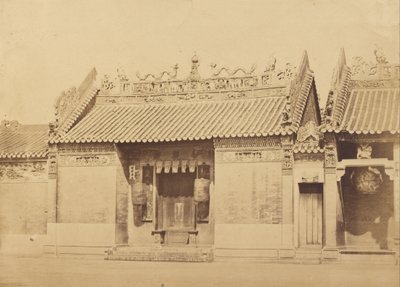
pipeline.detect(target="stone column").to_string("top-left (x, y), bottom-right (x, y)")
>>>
top-left (324, 137), bottom-right (338, 248)
top-left (392, 142), bottom-right (400, 253)
top-left (281, 136), bottom-right (294, 247)
top-left (115, 156), bottom-right (129, 244)
top-left (44, 148), bottom-right (58, 256)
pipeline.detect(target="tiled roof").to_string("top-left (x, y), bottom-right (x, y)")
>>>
top-left (293, 141), bottom-right (324, 153)
top-left (322, 88), bottom-right (400, 134)
top-left (51, 96), bottom-right (290, 144)
top-left (57, 87), bottom-right (99, 135)
top-left (0, 123), bottom-right (48, 158)
top-left (291, 70), bottom-right (315, 130)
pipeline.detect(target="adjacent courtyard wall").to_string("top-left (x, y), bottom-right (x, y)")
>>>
top-left (0, 160), bottom-right (48, 255)
top-left (45, 144), bottom-right (117, 256)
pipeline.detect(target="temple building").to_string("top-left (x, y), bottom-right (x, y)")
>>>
top-left (0, 49), bottom-right (398, 264)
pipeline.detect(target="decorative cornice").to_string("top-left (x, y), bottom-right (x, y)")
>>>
top-left (213, 137), bottom-right (281, 149)
top-left (215, 150), bottom-right (282, 163)
top-left (59, 154), bottom-right (115, 166)
top-left (57, 143), bottom-right (115, 153)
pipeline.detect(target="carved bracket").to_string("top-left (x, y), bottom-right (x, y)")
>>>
top-left (336, 158), bottom-right (396, 181)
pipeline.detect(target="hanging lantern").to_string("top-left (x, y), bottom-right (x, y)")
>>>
top-left (351, 167), bottom-right (383, 195)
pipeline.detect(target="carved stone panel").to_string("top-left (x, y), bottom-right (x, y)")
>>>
top-left (0, 162), bottom-right (47, 182)
top-left (59, 154), bottom-right (114, 166)
top-left (215, 150), bottom-right (282, 163)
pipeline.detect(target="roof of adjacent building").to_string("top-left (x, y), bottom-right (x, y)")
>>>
top-left (50, 51), bottom-right (319, 144)
top-left (321, 48), bottom-right (400, 134)
top-left (0, 121), bottom-right (48, 159)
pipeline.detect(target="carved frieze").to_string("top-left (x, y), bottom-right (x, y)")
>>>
top-left (97, 54), bottom-right (294, 104)
top-left (282, 149), bottom-right (293, 169)
top-left (0, 162), bottom-right (47, 182)
top-left (280, 136), bottom-right (293, 170)
top-left (59, 154), bottom-right (114, 166)
top-left (324, 145), bottom-right (337, 169)
top-left (213, 137), bottom-right (280, 148)
top-left (216, 150), bottom-right (282, 163)
top-left (57, 143), bottom-right (115, 153)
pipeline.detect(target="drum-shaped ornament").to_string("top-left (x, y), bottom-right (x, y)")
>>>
top-left (350, 167), bottom-right (383, 195)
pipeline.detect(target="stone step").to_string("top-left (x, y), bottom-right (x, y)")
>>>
top-left (107, 245), bottom-right (213, 262)
top-left (339, 250), bottom-right (397, 265)
top-left (295, 249), bottom-right (322, 265)
top-left (43, 245), bottom-right (110, 259)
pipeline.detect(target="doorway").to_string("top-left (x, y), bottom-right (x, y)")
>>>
top-left (299, 183), bottom-right (323, 247)
top-left (157, 172), bottom-right (196, 239)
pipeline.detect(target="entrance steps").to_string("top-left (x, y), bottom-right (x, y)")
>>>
top-left (106, 245), bottom-right (213, 262)
top-left (339, 249), bottom-right (397, 265)
top-left (214, 248), bottom-right (322, 264)
top-left (295, 248), bottom-right (322, 264)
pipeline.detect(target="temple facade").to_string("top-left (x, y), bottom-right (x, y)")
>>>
top-left (0, 49), bottom-right (399, 263)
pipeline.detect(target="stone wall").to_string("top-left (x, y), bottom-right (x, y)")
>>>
top-left (214, 141), bottom-right (285, 249)
top-left (54, 149), bottom-right (117, 247)
top-left (0, 160), bottom-right (48, 255)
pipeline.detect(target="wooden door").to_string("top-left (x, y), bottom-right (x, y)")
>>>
top-left (299, 184), bottom-right (323, 246)
top-left (163, 196), bottom-right (194, 230)
top-left (158, 172), bottom-right (195, 231)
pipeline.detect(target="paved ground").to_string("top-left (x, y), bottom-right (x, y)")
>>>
top-left (0, 256), bottom-right (399, 287)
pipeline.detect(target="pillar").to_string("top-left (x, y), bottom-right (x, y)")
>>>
top-left (46, 150), bottom-right (58, 255)
top-left (281, 136), bottom-right (294, 247)
top-left (324, 172), bottom-right (338, 247)
top-left (392, 142), bottom-right (400, 252)
top-left (324, 135), bottom-right (338, 248)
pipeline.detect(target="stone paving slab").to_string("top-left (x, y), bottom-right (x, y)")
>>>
top-left (0, 256), bottom-right (399, 287)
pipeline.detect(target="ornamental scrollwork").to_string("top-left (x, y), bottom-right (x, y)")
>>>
top-left (216, 150), bottom-right (282, 163)
top-left (136, 64), bottom-right (178, 81)
top-left (0, 162), bottom-right (47, 182)
top-left (59, 154), bottom-right (113, 166)
top-left (210, 63), bottom-right (256, 77)
top-left (324, 144), bottom-right (337, 168)
top-left (281, 95), bottom-right (292, 127)
top-left (55, 87), bottom-right (81, 125)
top-left (297, 121), bottom-right (320, 143)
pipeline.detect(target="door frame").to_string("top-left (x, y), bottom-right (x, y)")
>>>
top-left (156, 171), bottom-right (196, 232)
top-left (296, 183), bottom-right (324, 248)
top-left (298, 183), bottom-right (323, 247)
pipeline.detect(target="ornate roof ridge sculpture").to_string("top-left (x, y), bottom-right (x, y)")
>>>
top-left (322, 47), bottom-right (400, 135)
top-left (99, 53), bottom-right (297, 101)
top-left (49, 51), bottom-right (319, 143)
top-left (350, 46), bottom-right (399, 81)
top-left (51, 68), bottom-right (98, 137)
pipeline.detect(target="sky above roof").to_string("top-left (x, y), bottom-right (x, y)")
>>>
top-left (0, 0), bottom-right (398, 124)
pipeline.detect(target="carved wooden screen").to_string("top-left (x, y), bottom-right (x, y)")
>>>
top-left (196, 164), bottom-right (210, 222)
top-left (142, 165), bottom-right (154, 221)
